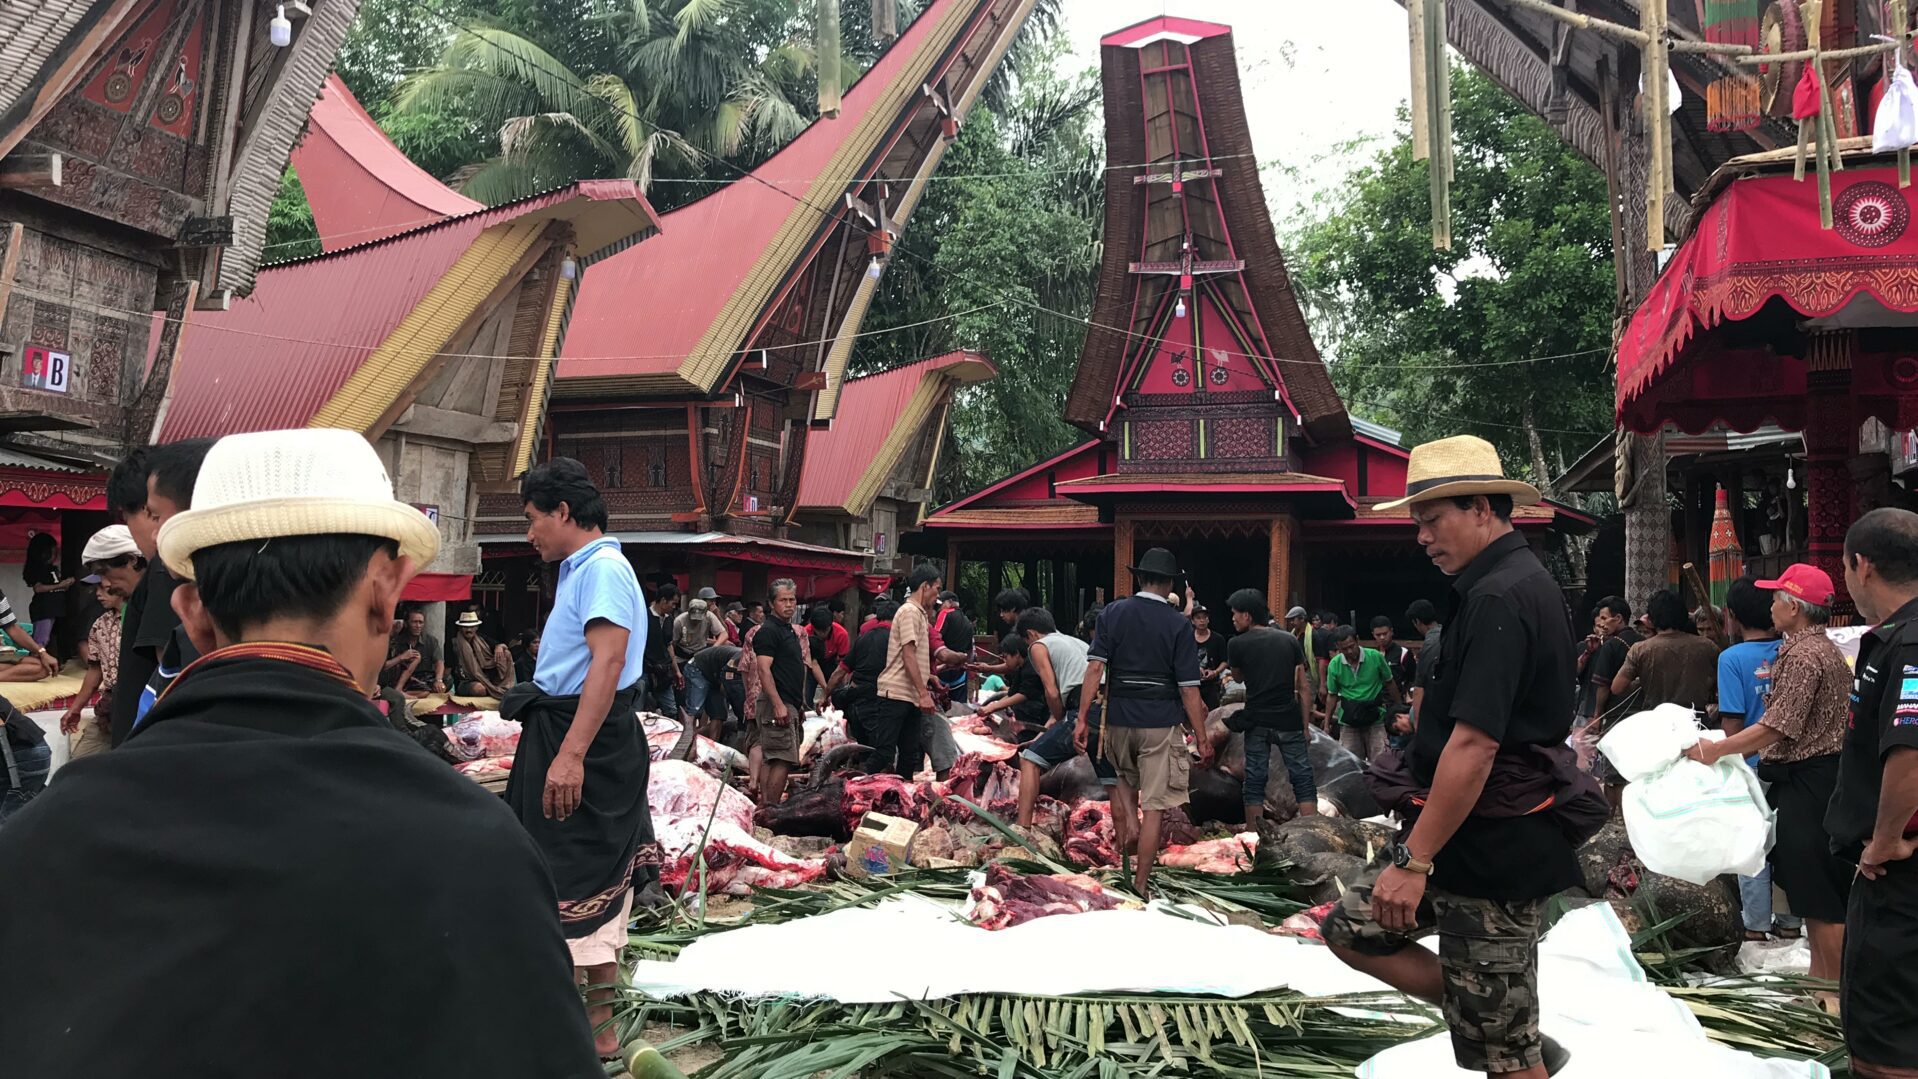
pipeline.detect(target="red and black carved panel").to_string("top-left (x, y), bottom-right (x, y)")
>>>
top-left (1211, 416), bottom-right (1273, 458)
top-left (777, 416), bottom-right (810, 523)
top-left (1131, 419), bottom-right (1195, 459)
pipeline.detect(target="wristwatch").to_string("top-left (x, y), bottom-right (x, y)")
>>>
top-left (1391, 843), bottom-right (1434, 876)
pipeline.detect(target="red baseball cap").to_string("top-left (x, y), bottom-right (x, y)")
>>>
top-left (1755, 563), bottom-right (1836, 605)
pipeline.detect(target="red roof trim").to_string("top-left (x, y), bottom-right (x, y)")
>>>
top-left (1059, 479), bottom-right (1352, 499)
top-left (1354, 433), bottom-right (1410, 459)
top-left (920, 520), bottom-right (1111, 533)
top-left (1100, 16), bottom-right (1232, 47)
top-left (928, 440), bottom-right (1103, 519)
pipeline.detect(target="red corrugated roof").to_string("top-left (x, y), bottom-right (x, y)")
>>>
top-left (796, 350), bottom-right (992, 511)
top-left (293, 74), bottom-right (483, 252)
top-left (557, 0), bottom-right (984, 384)
top-left (161, 183), bottom-right (654, 441)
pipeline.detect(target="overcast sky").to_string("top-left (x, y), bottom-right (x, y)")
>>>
top-left (1059, 0), bottom-right (1412, 225)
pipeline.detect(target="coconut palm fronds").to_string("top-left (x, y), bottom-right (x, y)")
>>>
top-left (612, 989), bottom-right (1437, 1078)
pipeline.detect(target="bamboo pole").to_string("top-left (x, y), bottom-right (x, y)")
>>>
top-left (1803, 2), bottom-right (1838, 226)
top-left (1899, 1), bottom-right (1914, 187)
top-left (1503, 0), bottom-right (1651, 45)
top-left (1408, 0), bottom-right (1429, 162)
top-left (1426, 0), bottom-right (1452, 249)
top-left (1644, 0), bottom-right (1670, 251)
top-left (818, 0), bottom-right (843, 118)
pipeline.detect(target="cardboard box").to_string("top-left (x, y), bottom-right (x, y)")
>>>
top-left (844, 811), bottom-right (921, 878)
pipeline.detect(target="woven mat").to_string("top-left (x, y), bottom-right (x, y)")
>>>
top-left (0, 663), bottom-right (87, 713)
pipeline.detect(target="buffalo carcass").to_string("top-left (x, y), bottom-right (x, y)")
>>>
top-left (1186, 706), bottom-right (1383, 826)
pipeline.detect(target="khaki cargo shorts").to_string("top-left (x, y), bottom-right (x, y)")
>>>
top-left (1319, 856), bottom-right (1547, 1075)
top-left (1101, 724), bottom-right (1189, 811)
top-left (749, 692), bottom-right (803, 764)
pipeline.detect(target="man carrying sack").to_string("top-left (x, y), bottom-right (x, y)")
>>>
top-left (0, 429), bottom-right (600, 1077)
top-left (507, 457), bottom-right (652, 1060)
top-left (1321, 435), bottom-right (1588, 1079)
top-left (1078, 547), bottom-right (1214, 897)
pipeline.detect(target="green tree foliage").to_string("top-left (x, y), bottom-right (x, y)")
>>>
top-left (850, 39), bottom-right (1100, 497)
top-left (1291, 65), bottom-right (1615, 489)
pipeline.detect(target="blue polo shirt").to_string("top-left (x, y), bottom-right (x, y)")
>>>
top-left (1087, 591), bottom-right (1200, 728)
top-left (534, 535), bottom-right (646, 696)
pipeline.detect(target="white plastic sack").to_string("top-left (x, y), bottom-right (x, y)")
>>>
top-left (1596, 703), bottom-right (1701, 782)
top-left (1600, 707), bottom-right (1773, 885)
top-left (1874, 49), bottom-right (1918, 153)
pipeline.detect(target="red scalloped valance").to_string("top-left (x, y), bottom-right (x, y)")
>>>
top-left (1618, 166), bottom-right (1918, 432)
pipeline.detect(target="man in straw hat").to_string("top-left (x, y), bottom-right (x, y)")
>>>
top-left (451, 608), bottom-right (516, 699)
top-left (1320, 435), bottom-right (1586, 1078)
top-left (1077, 546), bottom-right (1215, 897)
top-left (510, 456), bottom-right (653, 1058)
top-left (0, 428), bottom-right (601, 1077)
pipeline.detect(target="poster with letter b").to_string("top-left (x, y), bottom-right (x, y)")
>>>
top-left (21, 347), bottom-right (71, 394)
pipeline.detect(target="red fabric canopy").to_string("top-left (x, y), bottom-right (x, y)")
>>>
top-left (401, 572), bottom-right (472, 602)
top-left (1617, 165), bottom-right (1918, 432)
top-left (0, 467), bottom-right (105, 511)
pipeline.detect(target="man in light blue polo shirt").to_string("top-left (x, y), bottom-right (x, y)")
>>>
top-left (502, 457), bottom-right (647, 1059)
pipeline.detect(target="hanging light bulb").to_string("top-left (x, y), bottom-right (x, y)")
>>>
top-left (559, 255), bottom-right (578, 280)
top-left (866, 256), bottom-right (883, 280)
top-left (1786, 464), bottom-right (1797, 490)
top-left (1174, 294), bottom-right (1187, 319)
top-left (269, 4), bottom-right (293, 47)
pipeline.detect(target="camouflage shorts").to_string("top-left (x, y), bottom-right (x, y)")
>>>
top-left (1319, 857), bottom-right (1546, 1074)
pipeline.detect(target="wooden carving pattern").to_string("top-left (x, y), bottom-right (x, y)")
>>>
top-left (777, 416), bottom-right (810, 523)
top-left (1130, 419), bottom-right (1194, 458)
top-left (1210, 416), bottom-right (1274, 458)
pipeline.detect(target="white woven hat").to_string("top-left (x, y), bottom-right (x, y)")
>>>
top-left (81, 524), bottom-right (139, 565)
top-left (157, 428), bottom-right (441, 581)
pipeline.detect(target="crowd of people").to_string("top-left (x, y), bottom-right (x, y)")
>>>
top-left (0, 430), bottom-right (1914, 1079)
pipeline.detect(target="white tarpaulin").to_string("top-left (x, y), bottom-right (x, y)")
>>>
top-left (630, 899), bottom-right (1827, 1079)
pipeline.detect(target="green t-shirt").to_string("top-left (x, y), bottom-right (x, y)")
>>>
top-left (1326, 647), bottom-right (1391, 707)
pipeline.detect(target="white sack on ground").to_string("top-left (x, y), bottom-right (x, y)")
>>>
top-left (1355, 905), bottom-right (1828, 1079)
top-left (629, 898), bottom-right (1827, 1077)
top-left (1599, 707), bottom-right (1774, 884)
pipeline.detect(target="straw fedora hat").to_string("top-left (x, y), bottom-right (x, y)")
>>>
top-left (157, 428), bottom-right (441, 581)
top-left (455, 610), bottom-right (484, 628)
top-left (1376, 434), bottom-right (1541, 512)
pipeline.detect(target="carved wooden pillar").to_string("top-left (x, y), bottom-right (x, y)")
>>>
top-left (1112, 515), bottom-right (1135, 599)
top-left (1607, 53), bottom-right (1670, 614)
top-left (1268, 515), bottom-right (1291, 611)
top-left (1806, 331), bottom-right (1857, 607)
top-left (130, 279), bottom-right (199, 448)
top-left (945, 538), bottom-right (961, 598)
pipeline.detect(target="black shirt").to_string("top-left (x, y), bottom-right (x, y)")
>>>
top-left (1227, 626), bottom-right (1305, 730)
top-left (2, 697), bottom-right (44, 751)
top-left (1828, 595), bottom-right (1918, 860)
top-left (1580, 628), bottom-right (1639, 715)
top-left (1195, 631), bottom-right (1228, 676)
top-left (25, 564), bottom-right (60, 624)
top-left (940, 609), bottom-right (974, 654)
top-left (754, 616), bottom-right (806, 713)
top-left (1413, 530), bottom-right (1580, 900)
top-left (843, 623), bottom-right (890, 688)
top-left (692, 644), bottom-right (740, 684)
top-left (112, 566), bottom-right (182, 747)
top-left (1087, 593), bottom-right (1201, 728)
top-left (644, 607), bottom-right (674, 670)
top-left (1378, 641), bottom-right (1413, 695)
top-left (1413, 625), bottom-right (1443, 690)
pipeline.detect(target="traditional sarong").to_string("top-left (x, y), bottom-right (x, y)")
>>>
top-left (502, 681), bottom-right (653, 938)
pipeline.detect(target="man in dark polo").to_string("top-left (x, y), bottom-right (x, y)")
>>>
top-left (1077, 547), bottom-right (1214, 897)
top-left (1321, 435), bottom-right (1578, 1079)
top-left (1832, 507), bottom-right (1918, 1079)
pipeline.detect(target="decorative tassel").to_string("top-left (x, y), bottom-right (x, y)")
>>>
top-left (1706, 76), bottom-right (1763, 131)
top-left (818, 0), bottom-right (842, 119)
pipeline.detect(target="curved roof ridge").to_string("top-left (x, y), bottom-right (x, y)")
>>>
top-left (294, 73), bottom-right (483, 251)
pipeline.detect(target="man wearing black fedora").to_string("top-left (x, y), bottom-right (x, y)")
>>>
top-left (1320, 435), bottom-right (1584, 1079)
top-left (1076, 546), bottom-right (1215, 897)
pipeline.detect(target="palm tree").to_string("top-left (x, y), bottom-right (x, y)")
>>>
top-left (395, 0), bottom-right (843, 205)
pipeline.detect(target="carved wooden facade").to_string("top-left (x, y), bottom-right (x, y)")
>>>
top-left (0, 0), bottom-right (359, 459)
